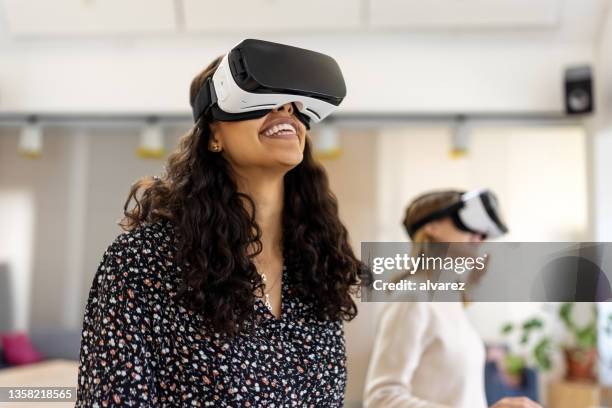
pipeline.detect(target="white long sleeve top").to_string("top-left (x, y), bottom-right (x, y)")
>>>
top-left (364, 302), bottom-right (488, 408)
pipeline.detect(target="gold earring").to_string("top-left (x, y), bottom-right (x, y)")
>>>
top-left (211, 143), bottom-right (221, 152)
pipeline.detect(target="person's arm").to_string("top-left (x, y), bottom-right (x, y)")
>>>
top-left (76, 238), bottom-right (158, 407)
top-left (490, 397), bottom-right (543, 408)
top-left (363, 302), bottom-right (449, 408)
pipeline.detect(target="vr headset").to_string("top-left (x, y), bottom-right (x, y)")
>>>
top-left (192, 39), bottom-right (347, 128)
top-left (407, 189), bottom-right (508, 239)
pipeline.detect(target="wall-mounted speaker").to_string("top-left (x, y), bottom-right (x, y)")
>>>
top-left (564, 65), bottom-right (594, 115)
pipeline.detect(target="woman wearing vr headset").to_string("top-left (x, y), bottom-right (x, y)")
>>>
top-left (364, 190), bottom-right (541, 408)
top-left (76, 40), bottom-right (363, 407)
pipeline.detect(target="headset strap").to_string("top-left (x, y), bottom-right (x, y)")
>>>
top-left (192, 78), bottom-right (218, 122)
top-left (407, 201), bottom-right (464, 238)
top-left (191, 78), bottom-right (311, 130)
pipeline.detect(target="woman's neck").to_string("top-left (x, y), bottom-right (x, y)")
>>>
top-left (235, 171), bottom-right (284, 259)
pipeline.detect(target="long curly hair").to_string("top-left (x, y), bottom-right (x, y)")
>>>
top-left (120, 56), bottom-right (363, 336)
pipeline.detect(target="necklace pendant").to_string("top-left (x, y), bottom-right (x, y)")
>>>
top-left (264, 293), bottom-right (272, 311)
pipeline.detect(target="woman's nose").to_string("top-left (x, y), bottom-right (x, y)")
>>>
top-left (274, 103), bottom-right (294, 115)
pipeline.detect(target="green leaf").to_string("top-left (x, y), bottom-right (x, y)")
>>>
top-left (501, 323), bottom-right (514, 335)
top-left (533, 337), bottom-right (552, 371)
top-left (522, 318), bottom-right (544, 332)
top-left (559, 303), bottom-right (575, 330)
top-left (505, 354), bottom-right (526, 376)
top-left (576, 325), bottom-right (597, 349)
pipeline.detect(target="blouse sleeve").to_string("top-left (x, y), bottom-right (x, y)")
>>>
top-left (75, 238), bottom-right (158, 407)
top-left (363, 302), bottom-right (451, 408)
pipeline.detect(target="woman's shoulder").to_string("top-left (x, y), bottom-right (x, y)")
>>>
top-left (107, 219), bottom-right (177, 258)
top-left (112, 218), bottom-right (176, 249)
top-left (96, 219), bottom-right (179, 291)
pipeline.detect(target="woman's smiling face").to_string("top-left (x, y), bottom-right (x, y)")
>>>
top-left (208, 103), bottom-right (307, 172)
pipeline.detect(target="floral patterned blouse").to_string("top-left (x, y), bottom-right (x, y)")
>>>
top-left (75, 221), bottom-right (347, 407)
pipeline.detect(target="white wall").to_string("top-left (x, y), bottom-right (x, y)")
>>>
top-left (375, 124), bottom-right (588, 244)
top-left (0, 127), bottom-right (186, 328)
top-left (590, 4), bottom-right (612, 241)
top-left (591, 3), bottom-right (612, 386)
top-left (0, 33), bottom-right (594, 115)
top-left (0, 189), bottom-right (34, 330)
top-left (0, 130), bottom-right (79, 327)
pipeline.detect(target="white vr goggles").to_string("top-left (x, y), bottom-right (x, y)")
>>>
top-left (407, 188), bottom-right (508, 239)
top-left (192, 39), bottom-right (347, 128)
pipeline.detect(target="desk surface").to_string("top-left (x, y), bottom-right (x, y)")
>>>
top-left (548, 380), bottom-right (612, 408)
top-left (0, 359), bottom-right (79, 408)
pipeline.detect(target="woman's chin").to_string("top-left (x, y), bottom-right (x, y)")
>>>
top-left (272, 151), bottom-right (304, 168)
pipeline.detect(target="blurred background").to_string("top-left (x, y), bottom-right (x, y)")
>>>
top-left (1, 0), bottom-right (612, 407)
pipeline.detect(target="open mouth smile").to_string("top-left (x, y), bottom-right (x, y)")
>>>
top-left (259, 118), bottom-right (299, 140)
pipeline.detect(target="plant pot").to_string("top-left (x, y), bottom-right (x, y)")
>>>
top-left (500, 369), bottom-right (523, 389)
top-left (564, 347), bottom-right (597, 382)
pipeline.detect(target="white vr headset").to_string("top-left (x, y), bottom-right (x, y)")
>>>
top-left (192, 39), bottom-right (347, 128)
top-left (407, 188), bottom-right (508, 239)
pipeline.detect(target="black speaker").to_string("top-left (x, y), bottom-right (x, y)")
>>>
top-left (564, 65), bottom-right (594, 115)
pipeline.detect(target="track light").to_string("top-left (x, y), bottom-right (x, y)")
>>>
top-left (314, 125), bottom-right (342, 160)
top-left (18, 118), bottom-right (43, 158)
top-left (450, 116), bottom-right (470, 159)
top-left (138, 118), bottom-right (165, 159)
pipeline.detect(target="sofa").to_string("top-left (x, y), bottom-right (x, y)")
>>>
top-left (0, 327), bottom-right (81, 368)
top-left (484, 361), bottom-right (539, 405)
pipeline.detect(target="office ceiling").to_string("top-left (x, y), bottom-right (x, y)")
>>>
top-left (0, 0), bottom-right (609, 43)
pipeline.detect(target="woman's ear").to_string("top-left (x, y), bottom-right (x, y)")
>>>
top-left (423, 222), bottom-right (440, 241)
top-left (208, 123), bottom-right (223, 152)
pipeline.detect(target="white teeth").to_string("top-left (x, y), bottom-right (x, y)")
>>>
top-left (261, 122), bottom-right (296, 137)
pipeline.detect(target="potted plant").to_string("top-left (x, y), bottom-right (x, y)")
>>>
top-left (559, 303), bottom-right (597, 382)
top-left (500, 303), bottom-right (600, 383)
top-left (499, 317), bottom-right (552, 387)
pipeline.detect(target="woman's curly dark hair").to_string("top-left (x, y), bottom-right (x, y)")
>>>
top-left (120, 56), bottom-right (364, 336)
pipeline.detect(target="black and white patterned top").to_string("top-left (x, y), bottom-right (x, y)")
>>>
top-left (75, 221), bottom-right (347, 407)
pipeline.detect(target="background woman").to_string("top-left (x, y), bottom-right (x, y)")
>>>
top-left (76, 46), bottom-right (363, 406)
top-left (363, 190), bottom-right (541, 408)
